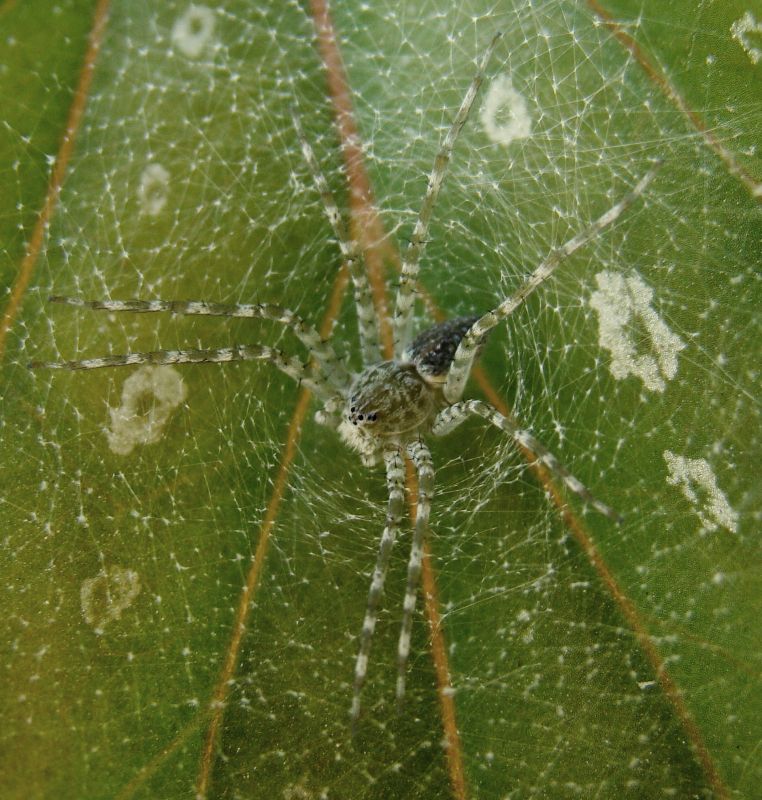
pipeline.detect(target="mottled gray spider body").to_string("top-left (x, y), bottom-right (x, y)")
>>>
top-left (340, 317), bottom-right (481, 462)
top-left (34, 33), bottom-right (660, 726)
top-left (404, 315), bottom-right (482, 382)
top-left (341, 361), bottom-right (435, 457)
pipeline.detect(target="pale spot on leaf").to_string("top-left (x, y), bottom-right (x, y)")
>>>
top-left (107, 365), bottom-right (187, 455)
top-left (138, 162), bottom-right (170, 217)
top-left (480, 74), bottom-right (532, 146)
top-left (171, 5), bottom-right (216, 59)
top-left (730, 11), bottom-right (762, 65)
top-left (590, 271), bottom-right (685, 393)
top-left (81, 566), bottom-right (141, 635)
top-left (663, 450), bottom-right (739, 534)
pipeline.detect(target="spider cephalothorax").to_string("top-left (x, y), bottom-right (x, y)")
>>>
top-left (35, 32), bottom-right (658, 726)
top-left (339, 317), bottom-right (482, 460)
top-left (339, 361), bottom-right (435, 458)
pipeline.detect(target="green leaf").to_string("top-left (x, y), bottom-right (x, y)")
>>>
top-left (2, 1), bottom-right (759, 798)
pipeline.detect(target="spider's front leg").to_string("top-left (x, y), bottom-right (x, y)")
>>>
top-left (351, 445), bottom-right (406, 727)
top-left (432, 399), bottom-right (622, 523)
top-left (395, 438), bottom-right (434, 709)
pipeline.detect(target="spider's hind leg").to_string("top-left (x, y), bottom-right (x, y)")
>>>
top-left (442, 163), bottom-right (663, 404)
top-left (291, 110), bottom-right (381, 368)
top-left (392, 32), bottom-right (503, 358)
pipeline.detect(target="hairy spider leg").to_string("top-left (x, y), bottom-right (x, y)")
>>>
top-left (443, 163), bottom-right (663, 403)
top-left (350, 446), bottom-right (406, 728)
top-left (30, 343), bottom-right (340, 401)
top-left (46, 296), bottom-right (350, 392)
top-left (432, 400), bottom-right (623, 523)
top-left (392, 31), bottom-right (503, 358)
top-left (48, 296), bottom-right (350, 391)
top-left (395, 438), bottom-right (435, 708)
top-left (291, 110), bottom-right (380, 367)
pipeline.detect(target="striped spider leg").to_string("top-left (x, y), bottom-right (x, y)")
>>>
top-left (426, 162), bottom-right (664, 523)
top-left (441, 164), bottom-right (663, 404)
top-left (32, 30), bottom-right (661, 730)
top-left (392, 32), bottom-right (503, 357)
top-left (33, 296), bottom-right (351, 403)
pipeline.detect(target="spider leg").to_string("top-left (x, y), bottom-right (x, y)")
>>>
top-left (30, 344), bottom-right (340, 400)
top-left (432, 400), bottom-right (622, 523)
top-left (351, 446), bottom-right (406, 727)
top-left (291, 109), bottom-right (381, 367)
top-left (395, 438), bottom-right (434, 709)
top-left (392, 32), bottom-right (502, 359)
top-left (443, 164), bottom-right (662, 403)
top-left (47, 296), bottom-right (350, 392)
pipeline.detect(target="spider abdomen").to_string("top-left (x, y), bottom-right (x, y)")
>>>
top-left (405, 315), bottom-right (488, 383)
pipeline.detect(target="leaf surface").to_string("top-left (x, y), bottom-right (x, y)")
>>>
top-left (1, 1), bottom-right (759, 798)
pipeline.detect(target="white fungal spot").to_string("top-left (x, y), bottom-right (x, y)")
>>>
top-left (730, 11), bottom-right (762, 65)
top-left (107, 365), bottom-right (187, 455)
top-left (81, 566), bottom-right (141, 634)
top-left (138, 163), bottom-right (170, 216)
top-left (589, 271), bottom-right (685, 393)
top-left (663, 451), bottom-right (739, 534)
top-left (171, 5), bottom-right (215, 59)
top-left (480, 74), bottom-right (532, 146)
top-left (282, 784), bottom-right (313, 800)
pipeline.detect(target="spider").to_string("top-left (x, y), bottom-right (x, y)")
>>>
top-left (34, 33), bottom-right (659, 725)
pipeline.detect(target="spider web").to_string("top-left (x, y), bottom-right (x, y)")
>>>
top-left (1, 0), bottom-right (760, 798)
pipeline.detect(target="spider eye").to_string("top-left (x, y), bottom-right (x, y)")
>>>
top-left (350, 406), bottom-right (356, 413)
top-left (358, 414), bottom-right (364, 421)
